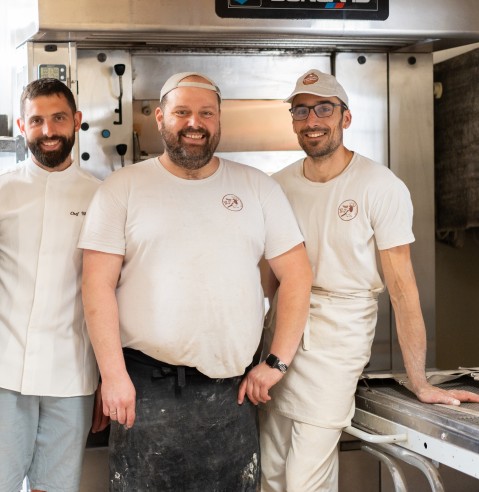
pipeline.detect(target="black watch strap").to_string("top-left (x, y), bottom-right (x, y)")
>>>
top-left (265, 353), bottom-right (288, 374)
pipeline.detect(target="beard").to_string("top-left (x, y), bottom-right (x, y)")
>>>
top-left (297, 120), bottom-right (343, 159)
top-left (160, 123), bottom-right (221, 171)
top-left (27, 133), bottom-right (75, 169)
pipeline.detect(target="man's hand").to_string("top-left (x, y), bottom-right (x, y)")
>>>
top-left (237, 362), bottom-right (284, 405)
top-left (415, 383), bottom-right (479, 406)
top-left (101, 371), bottom-right (137, 429)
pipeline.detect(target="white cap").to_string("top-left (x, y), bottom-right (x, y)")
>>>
top-left (160, 72), bottom-right (222, 101)
top-left (284, 69), bottom-right (349, 107)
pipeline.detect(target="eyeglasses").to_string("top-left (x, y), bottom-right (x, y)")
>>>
top-left (289, 102), bottom-right (347, 121)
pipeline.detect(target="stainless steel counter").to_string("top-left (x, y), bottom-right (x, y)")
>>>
top-left (347, 373), bottom-right (479, 490)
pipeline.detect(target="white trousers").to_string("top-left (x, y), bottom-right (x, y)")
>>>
top-left (260, 410), bottom-right (342, 492)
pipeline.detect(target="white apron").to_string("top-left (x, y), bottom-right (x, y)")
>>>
top-left (263, 288), bottom-right (378, 428)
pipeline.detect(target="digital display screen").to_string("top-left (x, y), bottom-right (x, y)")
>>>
top-left (216, 0), bottom-right (389, 20)
top-left (38, 64), bottom-right (67, 82)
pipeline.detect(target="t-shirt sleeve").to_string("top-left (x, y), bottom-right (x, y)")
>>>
top-left (78, 175), bottom-right (128, 255)
top-left (262, 179), bottom-right (304, 260)
top-left (371, 175), bottom-right (416, 250)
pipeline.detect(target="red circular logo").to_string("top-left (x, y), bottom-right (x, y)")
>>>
top-left (338, 200), bottom-right (358, 221)
top-left (222, 194), bottom-right (243, 211)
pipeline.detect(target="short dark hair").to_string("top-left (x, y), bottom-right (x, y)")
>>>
top-left (20, 78), bottom-right (77, 118)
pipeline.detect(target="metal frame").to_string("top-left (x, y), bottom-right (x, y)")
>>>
top-left (351, 407), bottom-right (479, 479)
top-left (11, 0), bottom-right (479, 52)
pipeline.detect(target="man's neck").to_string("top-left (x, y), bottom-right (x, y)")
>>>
top-left (303, 147), bottom-right (353, 183)
top-left (32, 157), bottom-right (72, 173)
top-left (158, 154), bottom-right (219, 180)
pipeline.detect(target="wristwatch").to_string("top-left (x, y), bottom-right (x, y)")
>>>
top-left (265, 353), bottom-right (288, 374)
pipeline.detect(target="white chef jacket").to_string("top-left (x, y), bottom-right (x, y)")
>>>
top-left (0, 159), bottom-right (100, 396)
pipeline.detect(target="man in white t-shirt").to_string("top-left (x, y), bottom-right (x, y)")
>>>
top-left (79, 72), bottom-right (312, 491)
top-left (0, 79), bottom-right (106, 492)
top-left (259, 69), bottom-right (479, 492)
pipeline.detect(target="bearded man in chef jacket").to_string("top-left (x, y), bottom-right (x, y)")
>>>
top-left (0, 78), bottom-right (107, 492)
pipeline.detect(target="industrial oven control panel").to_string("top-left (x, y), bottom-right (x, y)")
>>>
top-left (216, 0), bottom-right (389, 20)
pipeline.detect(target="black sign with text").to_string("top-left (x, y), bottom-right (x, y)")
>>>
top-left (216, 0), bottom-right (389, 21)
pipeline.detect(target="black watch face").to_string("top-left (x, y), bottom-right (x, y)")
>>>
top-left (266, 354), bottom-right (278, 367)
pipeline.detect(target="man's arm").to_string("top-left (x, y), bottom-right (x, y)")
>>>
top-left (380, 244), bottom-right (479, 405)
top-left (238, 243), bottom-right (312, 405)
top-left (82, 249), bottom-right (137, 428)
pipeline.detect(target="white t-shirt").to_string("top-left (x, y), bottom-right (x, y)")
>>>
top-left (0, 159), bottom-right (100, 396)
top-left (274, 153), bottom-right (415, 294)
top-left (78, 157), bottom-right (304, 378)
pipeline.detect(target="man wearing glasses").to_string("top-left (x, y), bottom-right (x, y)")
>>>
top-left (259, 69), bottom-right (479, 491)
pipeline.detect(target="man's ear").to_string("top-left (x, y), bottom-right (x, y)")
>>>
top-left (343, 110), bottom-right (352, 129)
top-left (155, 107), bottom-right (164, 130)
top-left (74, 111), bottom-right (82, 132)
top-left (16, 118), bottom-right (25, 134)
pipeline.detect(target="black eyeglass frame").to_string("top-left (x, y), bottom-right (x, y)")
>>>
top-left (289, 102), bottom-right (348, 121)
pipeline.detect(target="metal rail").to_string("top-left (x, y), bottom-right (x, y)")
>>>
top-left (345, 425), bottom-right (446, 491)
top-left (344, 425), bottom-right (407, 444)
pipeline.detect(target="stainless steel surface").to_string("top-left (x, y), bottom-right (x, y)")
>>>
top-left (388, 53), bottom-right (436, 370)
top-left (338, 53), bottom-right (388, 165)
top-left (12, 0), bottom-right (479, 52)
top-left (352, 378), bottom-right (479, 478)
top-left (132, 53), bottom-right (331, 100)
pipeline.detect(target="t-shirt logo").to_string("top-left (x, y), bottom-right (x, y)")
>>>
top-left (338, 199), bottom-right (358, 221)
top-left (222, 194), bottom-right (243, 211)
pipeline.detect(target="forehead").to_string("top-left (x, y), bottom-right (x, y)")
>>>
top-left (165, 86), bottom-right (220, 109)
top-left (23, 93), bottom-right (73, 117)
top-left (292, 93), bottom-right (340, 106)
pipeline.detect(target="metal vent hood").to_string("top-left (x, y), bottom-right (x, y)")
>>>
top-left (13, 0), bottom-right (479, 53)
